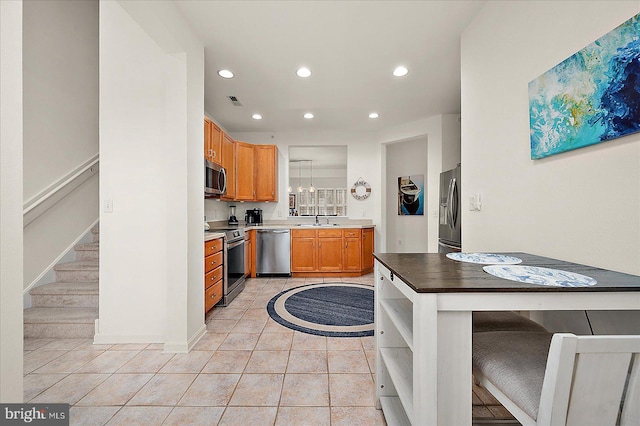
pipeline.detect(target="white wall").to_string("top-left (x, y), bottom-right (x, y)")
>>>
top-left (22, 0), bottom-right (99, 292)
top-left (461, 1), bottom-right (640, 275)
top-left (0, 0), bottom-right (24, 402)
top-left (385, 136), bottom-right (428, 252)
top-left (98, 0), bottom-right (205, 351)
top-left (23, 0), bottom-right (99, 200)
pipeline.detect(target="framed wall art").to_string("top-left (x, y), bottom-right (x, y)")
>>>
top-left (529, 13), bottom-right (640, 159)
top-left (398, 175), bottom-right (424, 215)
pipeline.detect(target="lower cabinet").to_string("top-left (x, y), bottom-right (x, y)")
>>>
top-left (291, 228), bottom-right (374, 276)
top-left (317, 230), bottom-right (343, 272)
top-left (245, 230), bottom-right (252, 277)
top-left (361, 227), bottom-right (374, 273)
top-left (205, 238), bottom-right (223, 312)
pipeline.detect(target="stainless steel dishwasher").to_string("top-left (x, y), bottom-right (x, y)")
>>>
top-left (256, 229), bottom-right (291, 276)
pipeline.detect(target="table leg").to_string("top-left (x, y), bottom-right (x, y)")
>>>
top-left (438, 310), bottom-right (472, 425)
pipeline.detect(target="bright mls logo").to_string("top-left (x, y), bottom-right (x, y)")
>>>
top-left (1, 404), bottom-right (68, 425)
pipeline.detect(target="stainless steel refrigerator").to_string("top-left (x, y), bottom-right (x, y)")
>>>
top-left (438, 165), bottom-right (461, 253)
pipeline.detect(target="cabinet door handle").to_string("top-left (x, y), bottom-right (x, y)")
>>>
top-left (345, 242), bottom-right (348, 248)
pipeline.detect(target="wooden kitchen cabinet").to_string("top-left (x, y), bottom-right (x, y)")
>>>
top-left (343, 229), bottom-right (362, 272)
top-left (204, 237), bottom-right (223, 312)
top-left (254, 145), bottom-right (277, 201)
top-left (291, 229), bottom-right (317, 272)
top-left (235, 141), bottom-right (255, 201)
top-left (245, 230), bottom-right (252, 277)
top-left (221, 132), bottom-right (236, 200)
top-left (204, 118), bottom-right (222, 165)
top-left (291, 227), bottom-right (374, 276)
top-left (235, 143), bottom-right (277, 202)
top-left (361, 227), bottom-right (374, 273)
top-left (317, 229), bottom-right (342, 272)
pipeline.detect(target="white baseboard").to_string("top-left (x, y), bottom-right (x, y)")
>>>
top-left (163, 324), bottom-right (207, 354)
top-left (93, 320), bottom-right (207, 353)
top-left (93, 320), bottom-right (164, 345)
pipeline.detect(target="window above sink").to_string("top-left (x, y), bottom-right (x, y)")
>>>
top-left (288, 146), bottom-right (348, 217)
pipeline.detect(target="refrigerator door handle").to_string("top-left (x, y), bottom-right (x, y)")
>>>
top-left (450, 177), bottom-right (458, 229)
top-left (446, 178), bottom-right (455, 229)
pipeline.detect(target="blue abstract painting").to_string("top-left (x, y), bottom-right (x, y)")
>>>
top-left (529, 13), bottom-right (640, 159)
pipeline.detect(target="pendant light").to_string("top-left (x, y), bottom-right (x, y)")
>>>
top-left (297, 161), bottom-right (303, 193)
top-left (309, 160), bottom-right (315, 193)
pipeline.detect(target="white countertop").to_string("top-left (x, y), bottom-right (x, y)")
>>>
top-left (205, 223), bottom-right (374, 241)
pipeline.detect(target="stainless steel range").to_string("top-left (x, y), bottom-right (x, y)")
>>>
top-left (208, 228), bottom-right (246, 306)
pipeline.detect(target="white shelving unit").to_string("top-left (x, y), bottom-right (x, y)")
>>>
top-left (297, 188), bottom-right (316, 216)
top-left (297, 187), bottom-right (348, 216)
top-left (375, 261), bottom-right (419, 425)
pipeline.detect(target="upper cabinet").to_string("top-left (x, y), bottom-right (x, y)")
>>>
top-left (235, 141), bottom-right (255, 201)
top-left (254, 145), bottom-right (277, 202)
top-left (204, 117), bottom-right (277, 202)
top-left (204, 118), bottom-right (222, 165)
top-left (221, 132), bottom-right (236, 200)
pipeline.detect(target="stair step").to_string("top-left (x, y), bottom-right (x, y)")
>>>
top-left (74, 242), bottom-right (99, 261)
top-left (91, 225), bottom-right (100, 242)
top-left (54, 261), bottom-right (99, 282)
top-left (30, 282), bottom-right (99, 308)
top-left (24, 307), bottom-right (98, 338)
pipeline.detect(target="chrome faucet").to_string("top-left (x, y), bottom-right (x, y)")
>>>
top-left (315, 215), bottom-right (319, 225)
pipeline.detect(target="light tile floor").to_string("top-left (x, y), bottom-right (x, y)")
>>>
top-left (23, 275), bottom-right (518, 425)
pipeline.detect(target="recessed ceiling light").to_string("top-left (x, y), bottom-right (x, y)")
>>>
top-left (217, 69), bottom-right (234, 79)
top-left (369, 112), bottom-right (380, 119)
top-left (251, 114), bottom-right (262, 120)
top-left (393, 66), bottom-right (409, 77)
top-left (296, 67), bottom-right (312, 78)
top-left (303, 113), bottom-right (314, 119)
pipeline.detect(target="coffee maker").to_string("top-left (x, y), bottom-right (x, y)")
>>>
top-left (245, 208), bottom-right (263, 225)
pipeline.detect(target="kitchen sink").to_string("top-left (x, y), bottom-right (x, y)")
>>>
top-left (295, 223), bottom-right (339, 227)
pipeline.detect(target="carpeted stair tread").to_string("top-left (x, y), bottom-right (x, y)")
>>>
top-left (54, 260), bottom-right (98, 271)
top-left (24, 307), bottom-right (98, 324)
top-left (30, 282), bottom-right (98, 295)
top-left (74, 242), bottom-right (99, 251)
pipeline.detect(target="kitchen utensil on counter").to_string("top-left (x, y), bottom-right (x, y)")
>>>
top-left (228, 205), bottom-right (238, 225)
top-left (245, 208), bottom-right (263, 225)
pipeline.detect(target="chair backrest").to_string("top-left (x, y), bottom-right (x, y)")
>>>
top-left (537, 333), bottom-right (640, 426)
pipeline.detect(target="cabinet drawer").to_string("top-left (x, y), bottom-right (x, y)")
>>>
top-left (291, 229), bottom-right (316, 238)
top-left (343, 229), bottom-right (361, 238)
top-left (205, 279), bottom-right (223, 311)
top-left (205, 265), bottom-right (223, 288)
top-left (205, 238), bottom-right (223, 256)
top-left (205, 251), bottom-right (223, 273)
top-left (318, 229), bottom-right (342, 237)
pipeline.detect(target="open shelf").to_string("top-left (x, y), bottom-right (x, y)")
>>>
top-left (380, 347), bottom-right (413, 423)
top-left (380, 298), bottom-right (413, 351)
top-left (379, 396), bottom-right (412, 426)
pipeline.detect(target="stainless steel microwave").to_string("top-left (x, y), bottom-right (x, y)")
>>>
top-left (205, 159), bottom-right (227, 197)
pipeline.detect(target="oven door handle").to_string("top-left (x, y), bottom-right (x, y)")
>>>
top-left (227, 239), bottom-right (245, 249)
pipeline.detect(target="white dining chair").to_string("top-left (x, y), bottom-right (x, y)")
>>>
top-left (472, 332), bottom-right (640, 426)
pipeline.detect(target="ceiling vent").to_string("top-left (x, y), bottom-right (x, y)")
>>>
top-left (227, 96), bottom-right (243, 106)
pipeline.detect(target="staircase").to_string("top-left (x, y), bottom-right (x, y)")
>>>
top-left (24, 225), bottom-right (99, 339)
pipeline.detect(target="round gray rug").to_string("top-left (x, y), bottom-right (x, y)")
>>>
top-left (266, 282), bottom-right (374, 337)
